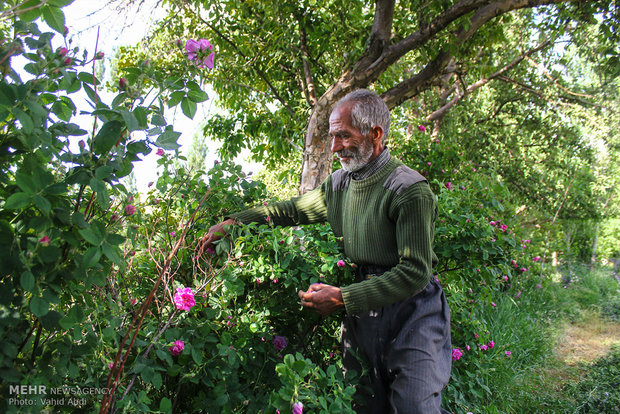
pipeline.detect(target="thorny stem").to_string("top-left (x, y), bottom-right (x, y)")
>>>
top-left (100, 189), bottom-right (212, 414)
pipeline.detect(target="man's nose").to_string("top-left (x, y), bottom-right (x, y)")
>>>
top-left (331, 137), bottom-right (343, 153)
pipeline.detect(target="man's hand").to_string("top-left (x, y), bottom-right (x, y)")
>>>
top-left (298, 283), bottom-right (344, 317)
top-left (196, 218), bottom-right (236, 256)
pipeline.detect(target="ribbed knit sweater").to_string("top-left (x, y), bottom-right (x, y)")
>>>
top-left (230, 156), bottom-right (438, 315)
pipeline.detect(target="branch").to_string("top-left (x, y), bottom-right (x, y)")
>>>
top-left (298, 17), bottom-right (317, 107)
top-left (525, 55), bottom-right (597, 99)
top-left (427, 40), bottom-right (551, 121)
top-left (0, 0), bottom-right (48, 22)
top-left (498, 75), bottom-right (546, 98)
top-left (382, 51), bottom-right (453, 109)
top-left (354, 0), bottom-right (574, 96)
top-left (475, 97), bottom-right (522, 124)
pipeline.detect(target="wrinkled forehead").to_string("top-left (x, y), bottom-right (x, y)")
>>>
top-left (329, 103), bottom-right (354, 131)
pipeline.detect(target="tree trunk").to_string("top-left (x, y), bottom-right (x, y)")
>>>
top-left (590, 222), bottom-right (599, 270)
top-left (298, 83), bottom-right (355, 194)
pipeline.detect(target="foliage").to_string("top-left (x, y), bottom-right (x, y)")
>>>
top-left (569, 346), bottom-right (620, 414)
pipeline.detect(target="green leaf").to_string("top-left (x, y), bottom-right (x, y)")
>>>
top-left (102, 242), bottom-right (123, 266)
top-left (78, 72), bottom-right (100, 85)
top-left (133, 107), bottom-right (148, 128)
top-left (187, 89), bottom-right (208, 103)
top-left (181, 97), bottom-right (197, 119)
top-left (4, 192), bottom-right (31, 209)
top-left (90, 178), bottom-right (110, 209)
top-left (79, 227), bottom-right (104, 246)
top-left (41, 5), bottom-right (66, 34)
top-left (121, 110), bottom-right (140, 132)
top-left (155, 130), bottom-right (181, 150)
top-left (17, 0), bottom-right (42, 21)
top-left (51, 100), bottom-right (73, 121)
top-left (82, 247), bottom-right (102, 268)
top-left (152, 372), bottom-right (162, 389)
top-left (30, 297), bottom-right (49, 317)
top-left (151, 114), bottom-right (166, 126)
top-left (71, 211), bottom-right (88, 229)
top-left (59, 315), bottom-right (75, 330)
top-left (48, 0), bottom-right (75, 7)
top-left (191, 346), bottom-right (203, 364)
top-left (82, 83), bottom-right (99, 103)
top-left (95, 166), bottom-right (114, 180)
top-left (106, 233), bottom-right (126, 245)
top-left (20, 271), bottom-right (35, 291)
top-left (167, 91), bottom-right (185, 108)
top-left (93, 120), bottom-right (123, 155)
top-left (32, 194), bottom-right (52, 214)
top-left (13, 108), bottom-right (34, 133)
top-left (159, 397), bottom-right (172, 413)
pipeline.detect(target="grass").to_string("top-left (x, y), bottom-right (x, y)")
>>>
top-left (498, 264), bottom-right (620, 414)
top-left (447, 263), bottom-right (620, 414)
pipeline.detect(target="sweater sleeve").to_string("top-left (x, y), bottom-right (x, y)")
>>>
top-left (340, 182), bottom-right (437, 315)
top-left (228, 182), bottom-right (328, 226)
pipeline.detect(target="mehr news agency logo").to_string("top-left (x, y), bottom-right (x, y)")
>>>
top-left (8, 384), bottom-right (111, 407)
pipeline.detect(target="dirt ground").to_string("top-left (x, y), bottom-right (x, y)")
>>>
top-left (554, 314), bottom-right (620, 366)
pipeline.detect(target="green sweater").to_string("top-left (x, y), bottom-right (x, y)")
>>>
top-left (230, 157), bottom-right (438, 315)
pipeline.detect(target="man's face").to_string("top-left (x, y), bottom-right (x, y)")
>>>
top-left (329, 104), bottom-right (375, 172)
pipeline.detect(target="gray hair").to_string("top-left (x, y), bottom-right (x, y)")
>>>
top-left (333, 89), bottom-right (390, 144)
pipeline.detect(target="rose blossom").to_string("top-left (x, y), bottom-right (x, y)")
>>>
top-left (174, 287), bottom-right (195, 311)
top-left (169, 340), bottom-right (184, 356)
top-left (292, 402), bottom-right (303, 414)
top-left (273, 335), bottom-right (287, 351)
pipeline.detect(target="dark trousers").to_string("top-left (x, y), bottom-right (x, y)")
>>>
top-left (341, 278), bottom-right (451, 414)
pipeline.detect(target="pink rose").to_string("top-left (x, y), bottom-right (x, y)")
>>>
top-left (418, 125), bottom-right (426, 132)
top-left (292, 402), bottom-right (303, 414)
top-left (337, 260), bottom-right (346, 268)
top-left (124, 205), bottom-right (136, 216)
top-left (174, 287), bottom-right (195, 311)
top-left (156, 148), bottom-right (164, 156)
top-left (169, 340), bottom-right (184, 356)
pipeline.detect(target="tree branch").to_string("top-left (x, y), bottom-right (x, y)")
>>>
top-left (382, 51), bottom-right (453, 109)
top-left (498, 75), bottom-right (546, 99)
top-left (298, 17), bottom-right (317, 107)
top-left (525, 55), bottom-right (597, 99)
top-left (475, 97), bottom-right (522, 124)
top-left (427, 39), bottom-right (551, 121)
top-left (354, 0), bottom-right (573, 97)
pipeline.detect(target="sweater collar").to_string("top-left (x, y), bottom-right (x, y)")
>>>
top-left (350, 147), bottom-right (391, 180)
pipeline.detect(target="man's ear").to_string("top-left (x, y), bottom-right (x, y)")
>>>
top-left (371, 125), bottom-right (384, 146)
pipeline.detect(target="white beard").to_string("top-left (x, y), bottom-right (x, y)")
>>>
top-left (338, 138), bottom-right (374, 172)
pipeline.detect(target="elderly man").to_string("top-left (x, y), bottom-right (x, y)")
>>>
top-left (199, 89), bottom-right (451, 413)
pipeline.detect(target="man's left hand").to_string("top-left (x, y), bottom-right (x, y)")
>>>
top-left (298, 284), bottom-right (344, 316)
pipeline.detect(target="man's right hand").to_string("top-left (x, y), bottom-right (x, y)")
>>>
top-left (196, 218), bottom-right (236, 256)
